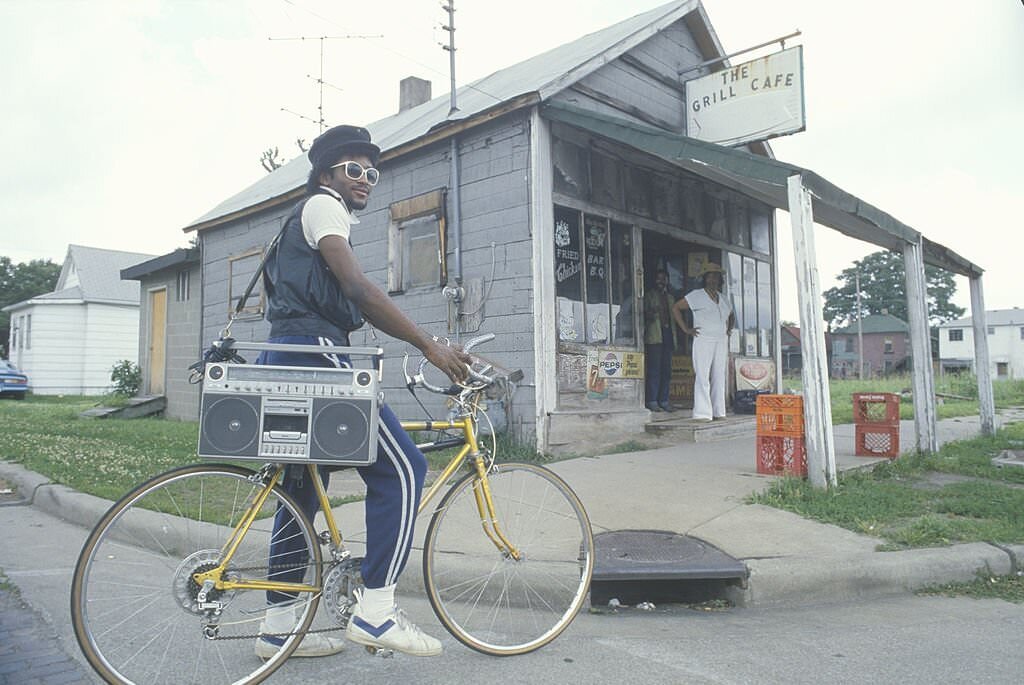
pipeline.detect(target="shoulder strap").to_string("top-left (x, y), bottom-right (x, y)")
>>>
top-left (220, 223), bottom-right (287, 337)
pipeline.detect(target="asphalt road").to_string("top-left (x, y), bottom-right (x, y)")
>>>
top-left (2, 501), bottom-right (1022, 685)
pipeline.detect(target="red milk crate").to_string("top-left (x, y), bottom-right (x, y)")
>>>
top-left (756, 435), bottom-right (808, 477)
top-left (855, 424), bottom-right (900, 459)
top-left (852, 393), bottom-right (900, 425)
top-left (756, 394), bottom-right (805, 437)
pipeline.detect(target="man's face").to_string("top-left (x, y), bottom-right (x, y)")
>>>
top-left (320, 153), bottom-right (376, 211)
top-left (705, 271), bottom-right (723, 290)
top-left (655, 271), bottom-right (668, 290)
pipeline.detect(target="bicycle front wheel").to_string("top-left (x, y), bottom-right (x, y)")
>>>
top-left (422, 462), bottom-right (594, 655)
top-left (71, 464), bottom-right (322, 685)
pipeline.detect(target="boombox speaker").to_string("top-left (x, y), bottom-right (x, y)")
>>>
top-left (197, 343), bottom-right (383, 467)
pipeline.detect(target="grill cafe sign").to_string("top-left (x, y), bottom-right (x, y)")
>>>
top-left (685, 46), bottom-right (805, 147)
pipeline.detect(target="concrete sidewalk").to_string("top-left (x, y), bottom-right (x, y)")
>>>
top-left (2, 411), bottom-right (1022, 610)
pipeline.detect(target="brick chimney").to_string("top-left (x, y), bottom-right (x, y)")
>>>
top-left (399, 76), bottom-right (432, 112)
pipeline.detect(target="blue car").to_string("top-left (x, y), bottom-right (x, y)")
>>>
top-left (0, 360), bottom-right (28, 399)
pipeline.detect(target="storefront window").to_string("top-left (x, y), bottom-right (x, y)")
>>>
top-left (743, 256), bottom-right (758, 356)
top-left (584, 215), bottom-right (610, 343)
top-left (610, 223), bottom-right (635, 344)
top-left (757, 259), bottom-right (773, 357)
top-left (555, 206), bottom-right (636, 346)
top-left (751, 209), bottom-right (771, 254)
top-left (555, 207), bottom-right (584, 342)
top-left (727, 252), bottom-right (743, 354)
top-left (553, 139), bottom-right (589, 199)
top-left (729, 203), bottom-right (749, 248)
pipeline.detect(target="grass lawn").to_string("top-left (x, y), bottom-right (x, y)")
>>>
top-left (750, 421), bottom-right (1024, 550)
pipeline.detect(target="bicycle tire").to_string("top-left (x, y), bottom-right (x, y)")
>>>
top-left (71, 464), bottom-right (322, 685)
top-left (422, 462), bottom-right (594, 655)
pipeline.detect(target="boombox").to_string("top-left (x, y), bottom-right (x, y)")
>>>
top-left (198, 358), bottom-right (380, 466)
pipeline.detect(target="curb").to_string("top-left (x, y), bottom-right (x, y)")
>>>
top-left (729, 542), bottom-right (1015, 608)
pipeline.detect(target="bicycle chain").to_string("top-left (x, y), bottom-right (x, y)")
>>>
top-left (199, 562), bottom-right (349, 641)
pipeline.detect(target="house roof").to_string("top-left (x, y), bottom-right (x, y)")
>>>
top-left (939, 308), bottom-right (1024, 328)
top-left (184, 0), bottom-right (705, 232)
top-left (833, 313), bottom-right (909, 335)
top-left (121, 247), bottom-right (200, 281)
top-left (4, 245), bottom-right (156, 312)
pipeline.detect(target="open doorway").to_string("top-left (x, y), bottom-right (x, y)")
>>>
top-left (642, 232), bottom-right (725, 409)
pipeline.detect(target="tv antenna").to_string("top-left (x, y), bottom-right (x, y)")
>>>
top-left (269, 34), bottom-right (383, 132)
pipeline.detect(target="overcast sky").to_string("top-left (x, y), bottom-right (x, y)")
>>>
top-left (1, 0), bottom-right (1020, 321)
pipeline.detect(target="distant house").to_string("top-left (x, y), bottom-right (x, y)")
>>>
top-left (831, 313), bottom-right (910, 378)
top-left (780, 325), bottom-right (831, 376)
top-left (121, 248), bottom-right (202, 419)
top-left (938, 308), bottom-right (1024, 380)
top-left (3, 245), bottom-right (155, 395)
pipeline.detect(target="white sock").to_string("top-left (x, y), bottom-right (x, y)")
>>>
top-left (263, 603), bottom-right (296, 632)
top-left (358, 585), bottom-right (396, 624)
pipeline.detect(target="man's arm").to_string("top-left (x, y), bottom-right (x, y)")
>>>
top-left (318, 235), bottom-right (470, 383)
top-left (672, 297), bottom-right (697, 336)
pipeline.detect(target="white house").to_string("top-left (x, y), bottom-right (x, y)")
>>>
top-left (3, 245), bottom-right (155, 395)
top-left (938, 308), bottom-right (1024, 380)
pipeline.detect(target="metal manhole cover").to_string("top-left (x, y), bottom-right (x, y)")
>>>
top-left (592, 529), bottom-right (746, 581)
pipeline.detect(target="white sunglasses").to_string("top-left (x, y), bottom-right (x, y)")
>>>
top-left (330, 160), bottom-right (380, 186)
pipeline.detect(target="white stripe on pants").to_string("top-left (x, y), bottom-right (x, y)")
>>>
top-left (692, 336), bottom-right (728, 419)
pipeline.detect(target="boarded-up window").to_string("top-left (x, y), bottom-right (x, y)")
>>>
top-left (227, 248), bottom-right (264, 318)
top-left (387, 189), bottom-right (447, 293)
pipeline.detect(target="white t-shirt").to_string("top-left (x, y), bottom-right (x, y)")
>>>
top-left (301, 187), bottom-right (360, 249)
top-left (684, 288), bottom-right (733, 341)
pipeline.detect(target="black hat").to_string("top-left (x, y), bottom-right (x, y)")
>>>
top-left (308, 124), bottom-right (380, 169)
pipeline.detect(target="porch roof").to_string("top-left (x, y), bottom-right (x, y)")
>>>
top-left (541, 100), bottom-right (982, 279)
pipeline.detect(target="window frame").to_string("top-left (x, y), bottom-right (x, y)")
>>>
top-left (227, 247), bottom-right (266, 319)
top-left (387, 188), bottom-right (448, 294)
top-left (948, 328), bottom-right (963, 342)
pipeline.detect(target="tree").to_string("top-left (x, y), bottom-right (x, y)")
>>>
top-left (0, 257), bottom-right (61, 356)
top-left (260, 147), bottom-right (284, 173)
top-left (822, 250), bottom-right (964, 329)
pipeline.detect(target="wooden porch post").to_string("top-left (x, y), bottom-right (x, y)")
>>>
top-left (787, 174), bottom-right (837, 488)
top-left (902, 238), bottom-right (938, 453)
top-left (969, 276), bottom-right (996, 436)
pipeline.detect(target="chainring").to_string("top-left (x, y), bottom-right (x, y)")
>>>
top-left (322, 557), bottom-right (364, 627)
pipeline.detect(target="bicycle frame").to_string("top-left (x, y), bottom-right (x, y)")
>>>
top-left (191, 407), bottom-right (521, 599)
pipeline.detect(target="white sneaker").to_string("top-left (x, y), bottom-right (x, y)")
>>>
top-left (254, 603), bottom-right (345, 659)
top-left (345, 605), bottom-right (443, 657)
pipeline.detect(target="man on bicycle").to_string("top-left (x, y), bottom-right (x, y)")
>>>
top-left (255, 124), bottom-right (471, 659)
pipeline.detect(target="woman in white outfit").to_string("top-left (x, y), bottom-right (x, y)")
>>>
top-left (672, 262), bottom-right (735, 422)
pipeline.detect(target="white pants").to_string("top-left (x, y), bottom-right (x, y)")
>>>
top-left (692, 336), bottom-right (728, 420)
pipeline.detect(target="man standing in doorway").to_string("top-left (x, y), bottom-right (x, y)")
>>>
top-left (255, 124), bottom-right (471, 659)
top-left (643, 268), bottom-right (677, 412)
top-left (673, 262), bottom-right (734, 421)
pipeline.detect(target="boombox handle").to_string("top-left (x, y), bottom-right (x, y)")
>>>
top-left (226, 342), bottom-right (385, 381)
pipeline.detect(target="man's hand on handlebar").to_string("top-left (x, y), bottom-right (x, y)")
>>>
top-left (424, 338), bottom-right (473, 385)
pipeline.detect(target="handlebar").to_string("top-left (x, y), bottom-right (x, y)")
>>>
top-left (404, 333), bottom-right (498, 395)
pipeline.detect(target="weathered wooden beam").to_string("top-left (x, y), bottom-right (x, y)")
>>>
top-left (529, 108), bottom-right (558, 452)
top-left (903, 239), bottom-right (938, 453)
top-left (787, 174), bottom-right (836, 488)
top-left (568, 83), bottom-right (679, 133)
top-left (969, 276), bottom-right (996, 436)
top-left (620, 54), bottom-right (687, 95)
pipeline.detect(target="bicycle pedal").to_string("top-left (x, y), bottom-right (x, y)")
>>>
top-left (364, 646), bottom-right (394, 659)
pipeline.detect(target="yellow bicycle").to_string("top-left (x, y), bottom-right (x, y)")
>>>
top-left (70, 335), bottom-right (594, 684)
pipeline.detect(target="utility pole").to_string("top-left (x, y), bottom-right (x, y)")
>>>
top-left (269, 34), bottom-right (382, 132)
top-left (855, 267), bottom-right (864, 380)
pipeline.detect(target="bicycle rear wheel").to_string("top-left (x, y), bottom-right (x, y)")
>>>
top-left (422, 462), bottom-right (594, 655)
top-left (71, 464), bottom-right (322, 685)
